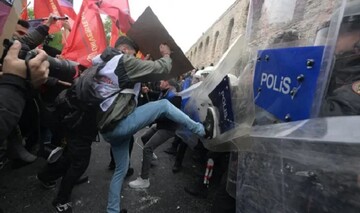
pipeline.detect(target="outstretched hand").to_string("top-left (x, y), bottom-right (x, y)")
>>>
top-left (160, 44), bottom-right (171, 57)
top-left (45, 14), bottom-right (57, 27)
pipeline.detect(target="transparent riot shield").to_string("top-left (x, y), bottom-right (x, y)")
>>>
top-left (228, 0), bottom-right (360, 212)
top-left (177, 34), bottom-right (256, 150)
top-left (234, 117), bottom-right (360, 212)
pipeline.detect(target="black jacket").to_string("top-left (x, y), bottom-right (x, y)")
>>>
top-left (0, 74), bottom-right (29, 142)
top-left (321, 53), bottom-right (360, 116)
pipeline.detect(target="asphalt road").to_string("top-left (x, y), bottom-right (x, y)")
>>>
top-left (0, 128), bottom-right (215, 213)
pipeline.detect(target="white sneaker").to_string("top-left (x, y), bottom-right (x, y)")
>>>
top-left (129, 177), bottom-right (150, 189)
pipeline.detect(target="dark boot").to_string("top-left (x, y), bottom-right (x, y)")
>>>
top-left (126, 167), bottom-right (134, 177)
top-left (184, 179), bottom-right (208, 198)
top-left (172, 162), bottom-right (182, 173)
top-left (108, 160), bottom-right (115, 170)
top-left (164, 145), bottom-right (177, 155)
top-left (164, 136), bottom-right (181, 155)
top-left (7, 127), bottom-right (37, 163)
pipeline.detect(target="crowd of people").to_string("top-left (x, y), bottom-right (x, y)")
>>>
top-left (0, 14), bottom-right (230, 213)
top-left (1, 0), bottom-right (360, 212)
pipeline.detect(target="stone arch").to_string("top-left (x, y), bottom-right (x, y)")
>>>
top-left (198, 42), bottom-right (203, 62)
top-left (194, 47), bottom-right (197, 62)
top-left (212, 31), bottom-right (220, 57)
top-left (199, 42), bottom-right (203, 53)
top-left (205, 36), bottom-right (210, 51)
top-left (223, 18), bottom-right (234, 53)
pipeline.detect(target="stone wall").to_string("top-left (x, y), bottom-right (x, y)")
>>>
top-left (186, 0), bottom-right (339, 69)
top-left (186, 0), bottom-right (249, 68)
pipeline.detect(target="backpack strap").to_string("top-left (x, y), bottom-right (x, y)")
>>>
top-left (120, 88), bottom-right (137, 95)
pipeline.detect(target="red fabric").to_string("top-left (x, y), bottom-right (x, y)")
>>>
top-left (57, 0), bottom-right (76, 21)
top-left (95, 0), bottom-right (134, 47)
top-left (20, 0), bottom-right (28, 20)
top-left (57, 0), bottom-right (76, 46)
top-left (110, 22), bottom-right (126, 47)
top-left (61, 0), bottom-right (107, 68)
top-left (34, 0), bottom-right (64, 33)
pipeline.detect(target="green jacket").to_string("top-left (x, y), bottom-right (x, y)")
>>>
top-left (97, 53), bottom-right (172, 132)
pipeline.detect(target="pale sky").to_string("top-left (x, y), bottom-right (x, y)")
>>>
top-left (36, 0), bottom-right (236, 52)
top-left (75, 0), bottom-right (235, 52)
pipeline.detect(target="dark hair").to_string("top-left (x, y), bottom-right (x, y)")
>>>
top-left (114, 36), bottom-right (139, 53)
top-left (17, 19), bottom-right (30, 29)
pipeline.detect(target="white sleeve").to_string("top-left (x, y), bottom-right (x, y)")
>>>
top-left (92, 54), bottom-right (103, 65)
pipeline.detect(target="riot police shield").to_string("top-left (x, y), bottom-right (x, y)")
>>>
top-left (227, 0), bottom-right (360, 212)
top-left (177, 35), bottom-right (256, 150)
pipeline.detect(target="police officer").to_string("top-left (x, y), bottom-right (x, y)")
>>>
top-left (321, 1), bottom-right (360, 116)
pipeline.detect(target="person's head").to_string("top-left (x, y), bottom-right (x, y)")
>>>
top-left (114, 36), bottom-right (139, 56)
top-left (315, 1), bottom-right (360, 55)
top-left (14, 19), bottom-right (30, 38)
top-left (177, 74), bottom-right (183, 81)
top-left (159, 79), bottom-right (178, 91)
top-left (335, 21), bottom-right (360, 54)
top-left (335, 1), bottom-right (360, 55)
top-left (159, 80), bottom-right (171, 90)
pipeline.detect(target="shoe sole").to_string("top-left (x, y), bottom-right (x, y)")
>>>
top-left (128, 182), bottom-right (150, 189)
top-left (208, 107), bottom-right (218, 139)
top-left (128, 184), bottom-right (150, 189)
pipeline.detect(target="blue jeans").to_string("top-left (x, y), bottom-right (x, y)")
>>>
top-left (102, 99), bottom-right (205, 213)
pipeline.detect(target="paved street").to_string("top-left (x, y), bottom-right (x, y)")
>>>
top-left (0, 129), bottom-right (215, 213)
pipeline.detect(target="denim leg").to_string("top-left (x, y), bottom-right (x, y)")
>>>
top-left (141, 129), bottom-right (174, 179)
top-left (106, 138), bottom-right (130, 213)
top-left (106, 99), bottom-right (205, 142)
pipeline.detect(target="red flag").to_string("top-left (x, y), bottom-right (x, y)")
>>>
top-left (61, 1), bottom-right (107, 67)
top-left (95, 0), bottom-right (134, 47)
top-left (57, 0), bottom-right (76, 21)
top-left (57, 0), bottom-right (76, 46)
top-left (20, 0), bottom-right (28, 20)
top-left (34, 0), bottom-right (64, 33)
top-left (110, 22), bottom-right (125, 47)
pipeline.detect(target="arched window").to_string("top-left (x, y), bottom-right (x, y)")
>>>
top-left (212, 31), bottom-right (220, 57)
top-left (223, 18), bottom-right (234, 53)
top-left (194, 47), bottom-right (197, 61)
top-left (198, 42), bottom-right (203, 61)
top-left (205, 36), bottom-right (210, 51)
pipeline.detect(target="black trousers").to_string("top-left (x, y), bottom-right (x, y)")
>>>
top-left (174, 136), bottom-right (187, 165)
top-left (38, 135), bottom-right (92, 203)
top-left (211, 154), bottom-right (235, 213)
top-left (211, 173), bottom-right (236, 213)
